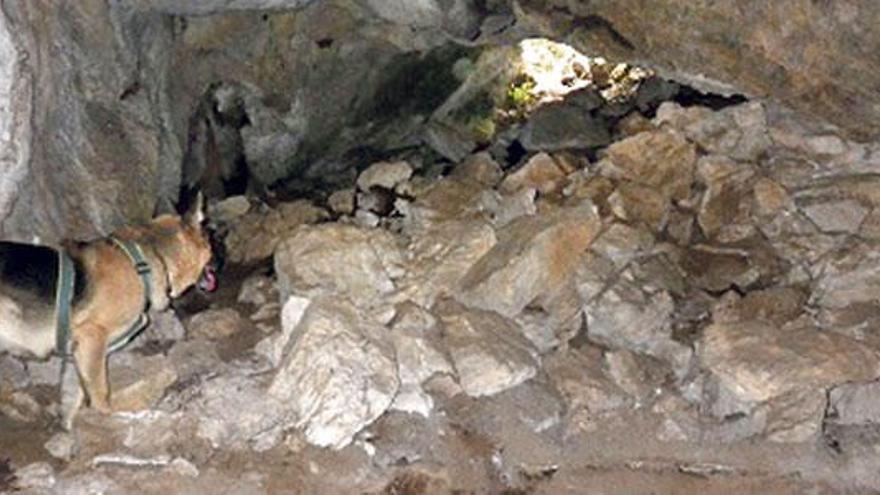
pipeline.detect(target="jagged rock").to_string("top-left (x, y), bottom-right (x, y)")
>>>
top-left (520, 102), bottom-right (611, 151)
top-left (602, 129), bottom-right (697, 202)
top-left (357, 160), bottom-right (413, 191)
top-left (237, 273), bottom-right (278, 307)
top-left (581, 264), bottom-right (692, 380)
top-left (187, 308), bottom-right (248, 340)
top-left (591, 222), bottom-right (655, 269)
top-left (658, 102), bottom-right (771, 162)
top-left (0, 354), bottom-right (28, 390)
top-left (44, 432), bottom-right (78, 460)
top-left (275, 223), bottom-right (405, 308)
top-left (698, 320), bottom-right (880, 441)
top-left (696, 156), bottom-right (756, 242)
top-left (812, 241), bottom-right (880, 310)
top-left (192, 361), bottom-right (286, 451)
top-left (499, 152), bottom-right (572, 196)
top-left (681, 240), bottom-right (782, 293)
top-left (268, 297), bottom-right (399, 449)
top-left (389, 303), bottom-right (454, 416)
top-left (0, 391), bottom-right (43, 423)
top-left (208, 195), bottom-right (251, 224)
top-left (607, 182), bottom-right (669, 232)
top-left (14, 462), bottom-right (56, 490)
top-left (450, 152), bottom-right (503, 187)
top-left (604, 349), bottom-right (667, 402)
top-left (801, 199), bottom-right (869, 235)
top-left (256, 295), bottom-right (311, 367)
top-left (397, 220), bottom-right (496, 309)
top-left (457, 203), bottom-right (601, 318)
top-left (400, 174), bottom-right (488, 229)
top-left (478, 188), bottom-right (537, 228)
top-left (545, 346), bottom-right (631, 418)
top-left (226, 200), bottom-right (329, 264)
top-left (827, 382), bottom-right (880, 426)
top-left (434, 300), bottom-right (538, 398)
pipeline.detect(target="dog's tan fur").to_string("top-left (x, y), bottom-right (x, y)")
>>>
top-left (0, 198), bottom-right (213, 427)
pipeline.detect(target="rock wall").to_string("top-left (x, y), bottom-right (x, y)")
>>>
top-left (519, 0), bottom-right (880, 141)
top-left (0, 1), bottom-right (181, 243)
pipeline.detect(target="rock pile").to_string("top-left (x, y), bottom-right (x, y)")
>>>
top-left (4, 94), bottom-right (880, 493)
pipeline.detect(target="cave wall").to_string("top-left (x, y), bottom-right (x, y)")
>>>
top-left (1, 0), bottom-right (878, 242)
top-left (0, 0), bottom-right (180, 243)
top-left (520, 0), bottom-right (880, 141)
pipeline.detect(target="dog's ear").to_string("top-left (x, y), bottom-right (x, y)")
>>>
top-left (184, 191), bottom-right (206, 226)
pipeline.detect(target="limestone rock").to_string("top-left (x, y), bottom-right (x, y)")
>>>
top-left (499, 152), bottom-right (572, 196)
top-left (357, 160), bottom-right (413, 191)
top-left (226, 200), bottom-right (329, 264)
top-left (602, 129), bottom-right (697, 202)
top-left (698, 321), bottom-right (880, 440)
top-left (268, 297), bottom-right (399, 449)
top-left (545, 346), bottom-right (631, 416)
top-left (397, 220), bottom-right (496, 309)
top-left (435, 300), bottom-right (538, 398)
top-left (696, 156), bottom-right (756, 241)
top-left (827, 382), bottom-right (880, 426)
top-left (582, 267), bottom-right (692, 379)
top-left (187, 308), bottom-right (248, 340)
top-left (275, 223), bottom-right (405, 308)
top-left (457, 203), bottom-right (601, 318)
top-left (328, 188), bottom-right (356, 216)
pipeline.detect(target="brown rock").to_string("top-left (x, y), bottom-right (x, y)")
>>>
top-left (602, 129), bottom-right (697, 202)
top-left (499, 152), bottom-right (571, 196)
top-left (457, 203), bottom-right (602, 318)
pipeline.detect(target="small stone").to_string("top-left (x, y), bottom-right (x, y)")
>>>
top-left (14, 462), bottom-right (55, 490)
top-left (801, 199), bottom-right (868, 234)
top-left (827, 381), bottom-right (880, 426)
top-left (499, 152), bottom-right (571, 196)
top-left (168, 457), bottom-right (200, 478)
top-left (357, 160), bottom-right (413, 191)
top-left (450, 152), bottom-right (503, 187)
top-left (187, 308), bottom-right (247, 340)
top-left (0, 354), bottom-right (29, 389)
top-left (209, 195), bottom-right (251, 223)
top-left (237, 273), bottom-right (278, 307)
top-left (602, 129), bottom-right (697, 202)
top-left (608, 183), bottom-right (669, 232)
top-left (44, 431), bottom-right (78, 460)
top-left (328, 188), bottom-right (356, 215)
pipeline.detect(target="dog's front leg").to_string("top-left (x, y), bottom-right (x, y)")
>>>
top-left (71, 325), bottom-right (112, 412)
top-left (59, 359), bottom-right (85, 430)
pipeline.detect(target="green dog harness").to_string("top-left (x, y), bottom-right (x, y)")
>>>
top-left (55, 237), bottom-right (154, 355)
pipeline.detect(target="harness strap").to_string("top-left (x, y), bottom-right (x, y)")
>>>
top-left (55, 250), bottom-right (75, 355)
top-left (107, 237), bottom-right (153, 354)
top-left (54, 238), bottom-right (154, 356)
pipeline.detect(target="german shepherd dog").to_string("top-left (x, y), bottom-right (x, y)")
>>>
top-left (0, 195), bottom-right (217, 428)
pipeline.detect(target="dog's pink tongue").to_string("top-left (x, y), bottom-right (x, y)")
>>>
top-left (198, 268), bottom-right (218, 292)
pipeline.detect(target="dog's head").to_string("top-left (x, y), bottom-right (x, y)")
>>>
top-left (149, 193), bottom-right (218, 298)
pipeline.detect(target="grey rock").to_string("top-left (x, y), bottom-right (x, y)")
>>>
top-left (14, 462), bottom-right (56, 490)
top-left (44, 431), bottom-right (79, 460)
top-left (132, 0), bottom-right (318, 16)
top-left (435, 300), bottom-right (538, 397)
top-left (268, 297), bottom-right (399, 449)
top-left (520, 103), bottom-right (611, 151)
top-left (828, 381), bottom-right (880, 426)
top-left (357, 160), bottom-right (413, 191)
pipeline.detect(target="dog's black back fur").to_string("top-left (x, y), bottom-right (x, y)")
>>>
top-left (0, 242), bottom-right (86, 307)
